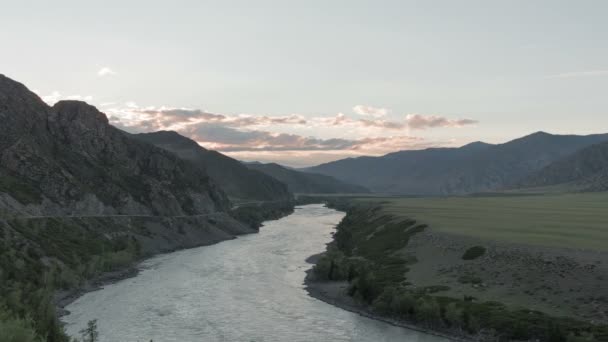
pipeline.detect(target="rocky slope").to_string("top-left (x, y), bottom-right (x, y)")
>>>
top-left (247, 162), bottom-right (369, 194)
top-left (0, 74), bottom-right (229, 217)
top-left (307, 132), bottom-right (608, 195)
top-left (0, 74), bottom-right (296, 342)
top-left (133, 131), bottom-right (293, 202)
top-left (519, 140), bottom-right (608, 192)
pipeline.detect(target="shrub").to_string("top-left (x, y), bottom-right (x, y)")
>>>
top-left (0, 308), bottom-right (43, 342)
top-left (372, 287), bottom-right (397, 313)
top-left (415, 297), bottom-right (442, 326)
top-left (462, 246), bottom-right (486, 260)
top-left (79, 320), bottom-right (99, 342)
top-left (392, 292), bottom-right (416, 317)
top-left (445, 302), bottom-right (464, 328)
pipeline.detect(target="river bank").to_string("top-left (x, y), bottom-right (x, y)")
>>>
top-left (304, 268), bottom-right (466, 341)
top-left (61, 204), bottom-right (445, 341)
top-left (54, 201), bottom-right (295, 318)
top-left (305, 201), bottom-right (608, 341)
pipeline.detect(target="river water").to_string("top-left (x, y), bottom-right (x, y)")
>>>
top-left (63, 204), bottom-right (446, 342)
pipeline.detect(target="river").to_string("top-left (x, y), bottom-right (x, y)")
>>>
top-left (62, 204), bottom-right (447, 342)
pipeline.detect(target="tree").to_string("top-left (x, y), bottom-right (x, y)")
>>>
top-left (0, 307), bottom-right (43, 342)
top-left (445, 302), bottom-right (463, 328)
top-left (416, 297), bottom-right (442, 327)
top-left (79, 320), bottom-right (99, 342)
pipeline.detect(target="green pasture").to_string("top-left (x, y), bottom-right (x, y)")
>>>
top-left (355, 192), bottom-right (608, 251)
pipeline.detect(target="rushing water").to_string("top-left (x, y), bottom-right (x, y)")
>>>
top-left (63, 204), bottom-right (447, 342)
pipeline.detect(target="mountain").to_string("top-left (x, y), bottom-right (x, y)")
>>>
top-left (133, 131), bottom-right (293, 202)
top-left (0, 75), bottom-right (296, 342)
top-left (247, 162), bottom-right (369, 194)
top-left (519, 140), bottom-right (608, 191)
top-left (307, 132), bottom-right (608, 195)
top-left (0, 74), bottom-right (229, 216)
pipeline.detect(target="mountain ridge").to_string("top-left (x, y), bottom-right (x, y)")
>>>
top-left (247, 162), bottom-right (369, 194)
top-left (307, 131), bottom-right (608, 195)
top-left (133, 131), bottom-right (293, 202)
top-left (519, 140), bottom-right (608, 192)
top-left (0, 75), bottom-right (229, 216)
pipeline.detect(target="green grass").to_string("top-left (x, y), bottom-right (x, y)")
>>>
top-left (317, 198), bottom-right (608, 340)
top-left (353, 192), bottom-right (608, 251)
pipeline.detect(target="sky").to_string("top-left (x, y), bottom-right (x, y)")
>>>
top-left (2, 0), bottom-right (608, 167)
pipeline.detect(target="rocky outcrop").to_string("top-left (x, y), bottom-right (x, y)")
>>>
top-left (0, 74), bottom-right (229, 216)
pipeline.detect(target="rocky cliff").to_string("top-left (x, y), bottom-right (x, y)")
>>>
top-left (0, 74), bottom-right (229, 217)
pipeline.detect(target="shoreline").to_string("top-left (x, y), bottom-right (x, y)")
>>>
top-left (54, 234), bottom-right (243, 318)
top-left (303, 258), bottom-right (468, 342)
top-left (55, 203), bottom-right (296, 319)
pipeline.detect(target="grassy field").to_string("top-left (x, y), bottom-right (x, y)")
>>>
top-left (354, 192), bottom-right (608, 251)
top-left (313, 194), bottom-right (608, 340)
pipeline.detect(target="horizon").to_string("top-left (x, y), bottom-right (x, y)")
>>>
top-left (2, 0), bottom-right (608, 167)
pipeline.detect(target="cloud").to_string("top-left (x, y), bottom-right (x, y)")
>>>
top-left (107, 104), bottom-right (476, 134)
top-left (97, 67), bottom-right (117, 77)
top-left (548, 70), bottom-right (608, 78)
top-left (316, 112), bottom-right (476, 131)
top-left (106, 104), bottom-right (437, 154)
top-left (359, 119), bottom-right (406, 130)
top-left (353, 105), bottom-right (389, 118)
top-left (405, 114), bottom-right (477, 130)
top-left (40, 91), bottom-right (93, 105)
top-left (103, 103), bottom-right (473, 166)
top-left (185, 125), bottom-right (360, 152)
top-left (225, 137), bottom-right (445, 167)
top-left (107, 106), bottom-right (308, 132)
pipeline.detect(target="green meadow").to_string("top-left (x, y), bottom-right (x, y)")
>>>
top-left (354, 192), bottom-right (608, 251)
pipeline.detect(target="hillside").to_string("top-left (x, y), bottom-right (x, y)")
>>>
top-left (0, 74), bottom-right (284, 342)
top-left (133, 131), bottom-right (293, 202)
top-left (0, 75), bottom-right (231, 217)
top-left (519, 140), bottom-right (608, 192)
top-left (246, 162), bottom-right (369, 194)
top-left (307, 132), bottom-right (608, 195)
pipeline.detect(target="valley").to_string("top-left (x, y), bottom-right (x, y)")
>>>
top-left (2, 73), bottom-right (608, 341)
top-left (305, 193), bottom-right (608, 341)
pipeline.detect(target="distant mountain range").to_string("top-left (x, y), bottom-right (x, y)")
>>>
top-left (133, 131), bottom-right (293, 202)
top-left (520, 140), bottom-right (608, 192)
top-left (306, 132), bottom-right (608, 195)
top-left (246, 162), bottom-right (369, 194)
top-left (3, 72), bottom-right (607, 211)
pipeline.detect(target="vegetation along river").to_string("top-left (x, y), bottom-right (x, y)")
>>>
top-left (62, 204), bottom-right (447, 342)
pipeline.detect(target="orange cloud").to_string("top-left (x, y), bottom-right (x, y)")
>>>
top-left (405, 114), bottom-right (477, 129)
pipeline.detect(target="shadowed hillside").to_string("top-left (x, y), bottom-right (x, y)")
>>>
top-left (307, 132), bottom-right (608, 195)
top-left (0, 74), bottom-right (230, 217)
top-left (519, 140), bottom-right (608, 192)
top-left (0, 74), bottom-right (286, 342)
top-left (133, 131), bottom-right (293, 202)
top-left (247, 162), bottom-right (369, 194)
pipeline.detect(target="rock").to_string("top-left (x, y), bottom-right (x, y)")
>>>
top-left (0, 74), bottom-right (230, 216)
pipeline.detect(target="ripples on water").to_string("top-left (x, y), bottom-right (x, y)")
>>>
top-left (63, 204), bottom-right (447, 342)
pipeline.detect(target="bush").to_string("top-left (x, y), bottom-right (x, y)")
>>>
top-left (0, 308), bottom-right (43, 342)
top-left (415, 297), bottom-right (442, 326)
top-left (445, 302), bottom-right (464, 328)
top-left (462, 246), bottom-right (486, 260)
top-left (392, 292), bottom-right (416, 317)
top-left (79, 320), bottom-right (99, 342)
top-left (372, 287), bottom-right (397, 313)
